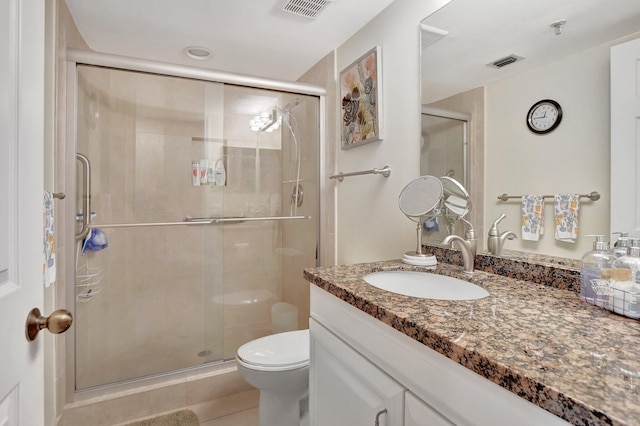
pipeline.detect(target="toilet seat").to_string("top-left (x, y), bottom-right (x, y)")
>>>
top-left (237, 329), bottom-right (309, 372)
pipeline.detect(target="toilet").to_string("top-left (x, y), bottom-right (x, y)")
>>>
top-left (236, 329), bottom-right (310, 426)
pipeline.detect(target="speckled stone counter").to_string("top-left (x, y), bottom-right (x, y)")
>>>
top-left (304, 260), bottom-right (640, 426)
top-left (425, 245), bottom-right (581, 292)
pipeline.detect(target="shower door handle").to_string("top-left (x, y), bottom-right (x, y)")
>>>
top-left (76, 153), bottom-right (91, 240)
top-left (184, 215), bottom-right (247, 224)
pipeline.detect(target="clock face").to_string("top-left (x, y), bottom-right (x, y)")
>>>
top-left (526, 99), bottom-right (562, 134)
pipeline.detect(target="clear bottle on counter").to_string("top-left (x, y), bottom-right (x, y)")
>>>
top-left (610, 247), bottom-right (640, 318)
top-left (580, 235), bottom-right (614, 308)
top-left (611, 246), bottom-right (640, 282)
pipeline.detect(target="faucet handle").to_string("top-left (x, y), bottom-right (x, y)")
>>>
top-left (459, 217), bottom-right (475, 235)
top-left (489, 214), bottom-right (507, 236)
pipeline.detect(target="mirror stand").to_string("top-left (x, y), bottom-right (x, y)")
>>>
top-left (403, 222), bottom-right (438, 265)
top-left (398, 176), bottom-right (443, 266)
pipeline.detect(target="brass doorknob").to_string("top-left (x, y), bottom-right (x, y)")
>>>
top-left (25, 308), bottom-right (73, 341)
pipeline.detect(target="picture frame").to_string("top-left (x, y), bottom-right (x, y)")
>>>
top-left (340, 46), bottom-right (383, 150)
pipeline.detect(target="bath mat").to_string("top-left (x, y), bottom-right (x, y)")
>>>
top-left (124, 409), bottom-right (199, 426)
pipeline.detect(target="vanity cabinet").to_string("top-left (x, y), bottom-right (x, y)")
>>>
top-left (405, 392), bottom-right (453, 426)
top-left (310, 317), bottom-right (452, 425)
top-left (309, 285), bottom-right (571, 426)
top-left (309, 318), bottom-right (404, 425)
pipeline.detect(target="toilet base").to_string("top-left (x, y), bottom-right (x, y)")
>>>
top-left (258, 390), bottom-right (308, 426)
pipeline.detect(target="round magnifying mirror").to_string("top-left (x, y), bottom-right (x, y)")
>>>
top-left (398, 175), bottom-right (443, 219)
top-left (440, 176), bottom-right (470, 219)
top-left (398, 176), bottom-right (443, 266)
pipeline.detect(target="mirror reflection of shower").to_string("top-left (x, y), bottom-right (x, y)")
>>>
top-left (420, 106), bottom-right (469, 189)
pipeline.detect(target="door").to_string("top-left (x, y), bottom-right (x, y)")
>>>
top-left (611, 37), bottom-right (640, 235)
top-left (0, 1), bottom-right (46, 424)
top-left (309, 319), bottom-right (405, 425)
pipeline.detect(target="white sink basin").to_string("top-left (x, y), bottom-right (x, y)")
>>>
top-left (363, 271), bottom-right (489, 301)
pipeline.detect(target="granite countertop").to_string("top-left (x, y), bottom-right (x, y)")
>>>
top-left (304, 260), bottom-right (640, 426)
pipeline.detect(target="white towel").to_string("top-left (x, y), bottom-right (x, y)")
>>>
top-left (521, 195), bottom-right (545, 241)
top-left (43, 191), bottom-right (56, 287)
top-left (554, 194), bottom-right (580, 243)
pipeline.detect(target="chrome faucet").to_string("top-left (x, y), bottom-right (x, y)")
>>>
top-left (443, 218), bottom-right (477, 273)
top-left (487, 214), bottom-right (517, 256)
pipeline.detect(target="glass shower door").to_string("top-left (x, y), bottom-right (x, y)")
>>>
top-left (420, 113), bottom-right (467, 184)
top-left (74, 65), bottom-right (226, 389)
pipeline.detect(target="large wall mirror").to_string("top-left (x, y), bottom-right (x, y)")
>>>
top-left (420, 0), bottom-right (640, 260)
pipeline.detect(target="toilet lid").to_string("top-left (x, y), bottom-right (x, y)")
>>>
top-left (237, 329), bottom-right (309, 369)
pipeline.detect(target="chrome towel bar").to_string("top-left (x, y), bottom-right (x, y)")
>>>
top-left (497, 191), bottom-right (600, 202)
top-left (329, 165), bottom-right (391, 182)
top-left (87, 215), bottom-right (311, 229)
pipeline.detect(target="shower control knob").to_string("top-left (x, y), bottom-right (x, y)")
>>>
top-left (25, 307), bottom-right (73, 341)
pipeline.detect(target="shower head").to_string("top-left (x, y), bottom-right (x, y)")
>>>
top-left (249, 108), bottom-right (282, 132)
top-left (283, 99), bottom-right (301, 114)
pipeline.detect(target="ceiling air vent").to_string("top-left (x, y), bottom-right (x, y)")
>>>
top-left (282, 0), bottom-right (334, 19)
top-left (487, 54), bottom-right (525, 69)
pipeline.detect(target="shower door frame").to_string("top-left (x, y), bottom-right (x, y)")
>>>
top-left (64, 50), bottom-right (327, 401)
top-left (420, 105), bottom-right (470, 189)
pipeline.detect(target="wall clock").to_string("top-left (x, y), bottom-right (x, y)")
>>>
top-left (526, 99), bottom-right (563, 134)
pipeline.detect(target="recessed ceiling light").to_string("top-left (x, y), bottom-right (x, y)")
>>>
top-left (184, 46), bottom-right (212, 60)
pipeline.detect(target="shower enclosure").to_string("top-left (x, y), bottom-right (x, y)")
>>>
top-left (70, 61), bottom-right (320, 391)
top-left (420, 107), bottom-right (469, 242)
top-left (420, 109), bottom-right (468, 185)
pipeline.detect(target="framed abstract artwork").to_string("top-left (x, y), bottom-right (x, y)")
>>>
top-left (340, 46), bottom-right (383, 149)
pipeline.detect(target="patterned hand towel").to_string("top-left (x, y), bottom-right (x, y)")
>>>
top-left (554, 194), bottom-right (580, 243)
top-left (43, 191), bottom-right (56, 287)
top-left (521, 195), bottom-right (545, 241)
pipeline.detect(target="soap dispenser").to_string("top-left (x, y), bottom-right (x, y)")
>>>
top-left (580, 235), bottom-right (614, 308)
top-left (487, 214), bottom-right (517, 256)
top-left (611, 232), bottom-right (630, 258)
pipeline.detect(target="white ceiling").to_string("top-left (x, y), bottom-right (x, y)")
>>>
top-left (421, 0), bottom-right (640, 103)
top-left (65, 0), bottom-right (640, 104)
top-left (64, 0), bottom-right (397, 82)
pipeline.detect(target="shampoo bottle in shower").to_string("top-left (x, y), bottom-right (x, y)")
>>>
top-left (191, 160), bottom-right (200, 186)
top-left (214, 159), bottom-right (226, 186)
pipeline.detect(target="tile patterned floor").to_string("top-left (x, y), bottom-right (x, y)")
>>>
top-left (200, 408), bottom-right (258, 426)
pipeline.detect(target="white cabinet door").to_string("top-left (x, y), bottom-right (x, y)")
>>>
top-left (310, 318), bottom-right (405, 426)
top-left (404, 392), bottom-right (453, 426)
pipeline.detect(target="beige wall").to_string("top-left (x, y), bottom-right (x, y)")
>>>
top-left (335, 0), bottom-right (451, 265)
